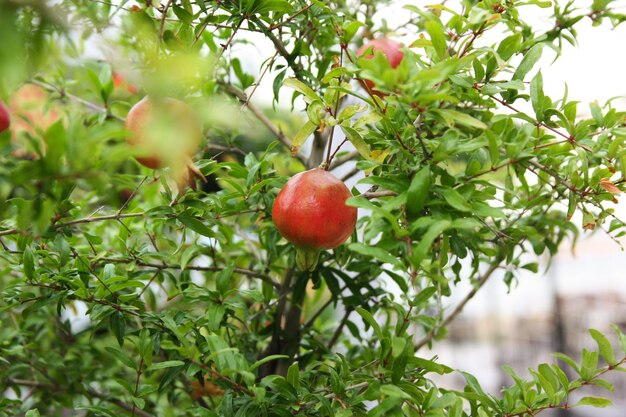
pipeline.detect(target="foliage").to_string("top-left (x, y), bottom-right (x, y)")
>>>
top-left (1, 0), bottom-right (626, 416)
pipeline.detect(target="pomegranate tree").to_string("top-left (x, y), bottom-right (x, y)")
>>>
top-left (0, 100), bottom-right (9, 133)
top-left (272, 168), bottom-right (357, 271)
top-left (125, 96), bottom-right (205, 190)
top-left (356, 38), bottom-right (404, 97)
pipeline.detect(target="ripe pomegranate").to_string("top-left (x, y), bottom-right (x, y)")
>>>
top-left (356, 38), bottom-right (404, 97)
top-left (125, 96), bottom-right (206, 190)
top-left (0, 100), bottom-right (10, 133)
top-left (272, 168), bottom-right (357, 271)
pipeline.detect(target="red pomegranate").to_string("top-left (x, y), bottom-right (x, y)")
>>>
top-left (356, 38), bottom-right (404, 97)
top-left (0, 100), bottom-right (10, 133)
top-left (272, 168), bottom-right (357, 271)
top-left (125, 96), bottom-right (205, 190)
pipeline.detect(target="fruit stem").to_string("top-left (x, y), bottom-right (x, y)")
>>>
top-left (295, 247), bottom-right (321, 272)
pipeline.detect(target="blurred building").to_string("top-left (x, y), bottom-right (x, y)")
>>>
top-left (426, 229), bottom-right (626, 416)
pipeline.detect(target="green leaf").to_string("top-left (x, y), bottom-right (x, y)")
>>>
top-left (434, 109), bottom-right (487, 129)
top-left (575, 397), bottom-right (612, 408)
top-left (178, 215), bottom-right (215, 238)
top-left (553, 352), bottom-right (580, 374)
top-left (292, 121), bottom-right (317, 151)
top-left (25, 410), bottom-right (41, 417)
top-left (341, 125), bottom-right (371, 160)
top-left (342, 20), bottom-right (364, 43)
top-left (590, 329), bottom-right (616, 365)
top-left (146, 360), bottom-right (186, 371)
top-left (611, 324), bottom-right (626, 354)
top-left (425, 20), bottom-right (447, 60)
top-left (391, 336), bottom-right (406, 358)
top-left (76, 406), bottom-right (118, 417)
top-left (105, 346), bottom-right (137, 370)
top-left (512, 43), bottom-right (544, 81)
top-left (216, 266), bottom-right (234, 295)
top-left (349, 242), bottom-right (403, 269)
top-left (413, 220), bottom-right (451, 264)
top-left (250, 0), bottom-right (294, 14)
top-left (356, 307), bottom-right (383, 339)
top-left (406, 166), bottom-right (431, 217)
top-left (437, 188), bottom-right (472, 212)
top-left (410, 287), bottom-right (437, 308)
top-left (590, 101), bottom-right (604, 125)
top-left (206, 303), bottom-right (226, 332)
top-left (283, 78), bottom-right (320, 103)
top-left (110, 311), bottom-right (126, 347)
top-left (196, 0), bottom-right (207, 12)
top-left (23, 248), bottom-right (35, 280)
top-left (249, 355), bottom-right (289, 371)
top-left (287, 362), bottom-right (300, 390)
top-left (306, 100), bottom-right (325, 125)
top-left (530, 72), bottom-right (544, 119)
top-left (380, 384), bottom-right (412, 400)
top-left (172, 5), bottom-right (193, 24)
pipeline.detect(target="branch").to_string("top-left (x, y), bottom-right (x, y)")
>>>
top-left (56, 212), bottom-right (144, 228)
top-left (219, 83), bottom-right (308, 166)
top-left (414, 258), bottom-right (503, 350)
top-left (0, 212), bottom-right (145, 238)
top-left (5, 378), bottom-right (156, 417)
top-left (30, 80), bottom-right (124, 122)
top-left (251, 16), bottom-right (304, 79)
top-left (327, 307), bottom-right (353, 350)
top-left (328, 145), bottom-right (356, 170)
top-left (96, 257), bottom-right (280, 289)
top-left (268, 3), bottom-right (315, 30)
top-left (506, 356), bottom-right (626, 417)
top-left (361, 190), bottom-right (397, 199)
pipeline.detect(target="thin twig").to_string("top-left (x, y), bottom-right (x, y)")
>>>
top-left (414, 258), bottom-right (503, 350)
top-left (361, 190), bottom-right (397, 199)
top-left (97, 257), bottom-right (280, 289)
top-left (243, 50), bottom-right (279, 108)
top-left (268, 3), bottom-right (315, 30)
top-left (327, 307), bottom-right (353, 350)
top-left (219, 83), bottom-right (307, 166)
top-left (30, 80), bottom-right (124, 122)
top-left (5, 378), bottom-right (156, 417)
top-left (130, 358), bottom-right (144, 417)
top-left (158, 0), bottom-right (174, 42)
top-left (251, 16), bottom-right (304, 79)
top-left (57, 212), bottom-right (145, 228)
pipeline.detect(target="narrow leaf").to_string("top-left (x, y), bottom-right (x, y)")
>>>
top-left (590, 329), bottom-right (616, 365)
top-left (575, 396), bottom-right (612, 408)
top-left (512, 43), bottom-right (544, 81)
top-left (356, 307), bottom-right (383, 339)
top-left (283, 78), bottom-right (320, 103)
top-left (146, 360), bottom-right (186, 371)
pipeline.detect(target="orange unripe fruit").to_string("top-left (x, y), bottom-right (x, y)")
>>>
top-left (272, 168), bottom-right (357, 271)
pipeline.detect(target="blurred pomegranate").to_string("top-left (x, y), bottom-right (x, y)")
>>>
top-left (125, 96), bottom-right (206, 190)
